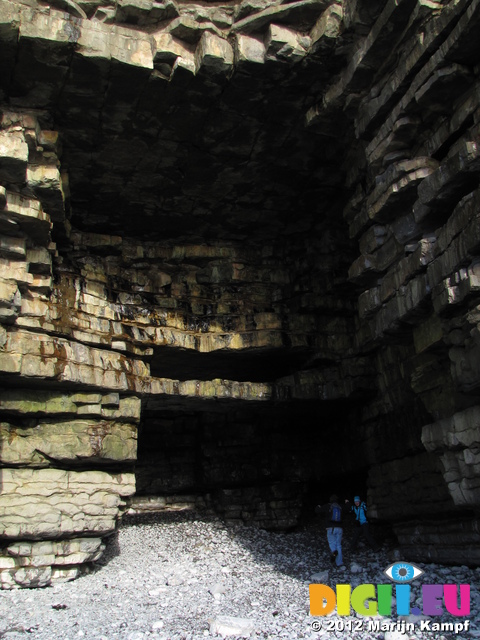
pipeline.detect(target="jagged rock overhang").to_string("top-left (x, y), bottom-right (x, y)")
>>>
top-left (0, 0), bottom-right (356, 245)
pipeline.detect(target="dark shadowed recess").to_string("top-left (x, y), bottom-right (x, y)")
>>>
top-left (149, 345), bottom-right (315, 381)
top-left (135, 397), bottom-right (371, 509)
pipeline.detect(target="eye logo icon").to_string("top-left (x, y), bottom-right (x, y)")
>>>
top-left (384, 562), bottom-right (424, 583)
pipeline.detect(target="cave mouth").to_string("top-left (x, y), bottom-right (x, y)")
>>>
top-left (133, 396), bottom-right (372, 530)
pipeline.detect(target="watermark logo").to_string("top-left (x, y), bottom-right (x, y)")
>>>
top-left (384, 561), bottom-right (424, 583)
top-left (309, 561), bottom-right (471, 634)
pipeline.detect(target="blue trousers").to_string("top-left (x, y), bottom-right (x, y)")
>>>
top-left (327, 527), bottom-right (343, 566)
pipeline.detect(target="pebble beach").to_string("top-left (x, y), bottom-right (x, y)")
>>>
top-left (0, 511), bottom-right (478, 640)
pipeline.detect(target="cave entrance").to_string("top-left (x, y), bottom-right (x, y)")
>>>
top-left (133, 396), bottom-right (366, 530)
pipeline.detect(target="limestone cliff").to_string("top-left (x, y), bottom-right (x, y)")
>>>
top-left (0, 0), bottom-right (479, 587)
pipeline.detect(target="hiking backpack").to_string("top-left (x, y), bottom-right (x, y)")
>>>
top-left (330, 503), bottom-right (342, 523)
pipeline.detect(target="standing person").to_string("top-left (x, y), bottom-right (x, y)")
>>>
top-left (346, 495), bottom-right (378, 551)
top-left (315, 494), bottom-right (345, 567)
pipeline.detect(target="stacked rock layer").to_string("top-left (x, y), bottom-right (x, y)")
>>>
top-left (0, 0), bottom-right (479, 587)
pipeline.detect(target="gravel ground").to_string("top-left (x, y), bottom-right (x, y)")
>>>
top-left (0, 511), bottom-right (478, 640)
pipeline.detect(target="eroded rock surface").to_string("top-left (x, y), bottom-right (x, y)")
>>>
top-left (0, 0), bottom-right (480, 586)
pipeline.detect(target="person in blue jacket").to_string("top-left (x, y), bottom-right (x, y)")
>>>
top-left (315, 494), bottom-right (346, 567)
top-left (346, 495), bottom-right (378, 551)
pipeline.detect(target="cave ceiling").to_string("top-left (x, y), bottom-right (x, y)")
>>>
top-left (0, 0), bottom-right (355, 244)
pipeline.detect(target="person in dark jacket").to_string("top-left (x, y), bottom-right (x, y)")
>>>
top-left (315, 494), bottom-right (346, 567)
top-left (346, 495), bottom-right (378, 551)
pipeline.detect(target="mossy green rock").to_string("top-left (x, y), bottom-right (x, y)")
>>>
top-left (0, 420), bottom-right (137, 466)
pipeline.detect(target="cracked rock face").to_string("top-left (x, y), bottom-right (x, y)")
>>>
top-left (1, 0), bottom-right (480, 587)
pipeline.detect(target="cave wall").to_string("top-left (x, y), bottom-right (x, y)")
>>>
top-left (335, 0), bottom-right (480, 564)
top-left (0, 0), bottom-right (480, 587)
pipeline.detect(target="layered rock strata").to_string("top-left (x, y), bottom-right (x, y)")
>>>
top-left (0, 0), bottom-right (479, 586)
